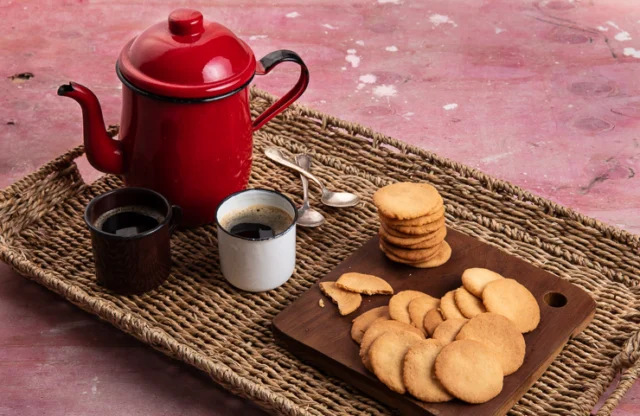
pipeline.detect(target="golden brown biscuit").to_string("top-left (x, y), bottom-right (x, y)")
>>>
top-left (455, 287), bottom-right (487, 318)
top-left (319, 281), bottom-right (362, 316)
top-left (432, 318), bottom-right (468, 345)
top-left (403, 339), bottom-right (453, 403)
top-left (351, 306), bottom-right (391, 344)
top-left (381, 204), bottom-right (445, 227)
top-left (423, 308), bottom-right (445, 336)
top-left (461, 268), bottom-right (504, 297)
top-left (388, 216), bottom-right (446, 236)
top-left (389, 290), bottom-right (429, 323)
top-left (435, 340), bottom-right (504, 404)
top-left (389, 228), bottom-right (447, 250)
top-left (408, 296), bottom-right (440, 336)
top-left (336, 272), bottom-right (394, 295)
top-left (379, 224), bottom-right (444, 247)
top-left (381, 241), bottom-right (452, 269)
top-left (456, 312), bottom-right (526, 376)
top-left (380, 239), bottom-right (441, 262)
top-left (360, 320), bottom-right (424, 371)
top-left (482, 279), bottom-right (540, 333)
top-left (369, 330), bottom-right (423, 394)
top-left (380, 221), bottom-right (430, 239)
top-left (440, 290), bottom-right (466, 320)
top-left (373, 182), bottom-right (443, 220)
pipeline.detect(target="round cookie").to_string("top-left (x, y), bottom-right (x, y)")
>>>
top-left (373, 182), bottom-right (443, 220)
top-left (382, 204), bottom-right (445, 227)
top-left (482, 279), bottom-right (540, 333)
top-left (360, 320), bottom-right (424, 371)
top-left (336, 272), bottom-right (393, 295)
top-left (408, 296), bottom-right (440, 336)
top-left (461, 268), bottom-right (504, 297)
top-left (380, 239), bottom-right (442, 262)
top-left (369, 330), bottom-right (423, 394)
top-left (435, 340), bottom-right (504, 404)
top-left (389, 216), bottom-right (446, 236)
top-left (351, 306), bottom-right (391, 344)
top-left (456, 313), bottom-right (526, 376)
top-left (399, 228), bottom-right (447, 250)
top-left (432, 318), bottom-right (468, 345)
top-left (380, 225), bottom-right (446, 249)
top-left (403, 339), bottom-right (453, 403)
top-left (381, 221), bottom-right (431, 239)
top-left (381, 241), bottom-right (452, 269)
top-left (440, 290), bottom-right (466, 320)
top-left (423, 308), bottom-right (445, 336)
top-left (455, 287), bottom-right (487, 318)
top-left (389, 290), bottom-right (429, 323)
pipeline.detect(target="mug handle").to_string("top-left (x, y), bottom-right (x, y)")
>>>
top-left (169, 205), bottom-right (182, 235)
top-left (251, 50), bottom-right (309, 131)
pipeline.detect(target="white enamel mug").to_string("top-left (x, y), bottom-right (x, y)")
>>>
top-left (215, 189), bottom-right (297, 292)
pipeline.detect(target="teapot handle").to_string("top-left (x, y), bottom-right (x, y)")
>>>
top-left (252, 50), bottom-right (309, 131)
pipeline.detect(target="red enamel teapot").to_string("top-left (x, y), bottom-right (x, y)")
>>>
top-left (59, 8), bottom-right (309, 227)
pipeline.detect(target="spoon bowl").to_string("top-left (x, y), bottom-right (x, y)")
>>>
top-left (265, 147), bottom-right (360, 208)
top-left (321, 190), bottom-right (360, 208)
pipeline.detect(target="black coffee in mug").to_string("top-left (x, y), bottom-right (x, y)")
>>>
top-left (94, 205), bottom-right (165, 237)
top-left (221, 204), bottom-right (293, 239)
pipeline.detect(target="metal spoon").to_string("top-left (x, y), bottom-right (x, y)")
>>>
top-left (264, 147), bottom-right (360, 208)
top-left (294, 154), bottom-right (325, 227)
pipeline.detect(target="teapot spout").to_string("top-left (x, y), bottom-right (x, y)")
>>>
top-left (58, 82), bottom-right (124, 174)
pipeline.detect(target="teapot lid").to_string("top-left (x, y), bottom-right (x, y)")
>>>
top-left (117, 9), bottom-right (256, 100)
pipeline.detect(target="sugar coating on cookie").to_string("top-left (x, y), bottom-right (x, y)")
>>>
top-left (440, 290), bottom-right (466, 320)
top-left (408, 296), bottom-right (440, 336)
top-left (461, 268), bottom-right (504, 298)
top-left (373, 182), bottom-right (443, 220)
top-left (482, 279), bottom-right (540, 333)
top-left (403, 339), bottom-right (453, 403)
top-left (369, 330), bottom-right (423, 394)
top-left (456, 312), bottom-right (526, 376)
top-left (336, 272), bottom-right (394, 295)
top-left (360, 319), bottom-right (424, 371)
top-left (435, 339), bottom-right (504, 404)
top-left (432, 318), bottom-right (468, 345)
top-left (389, 290), bottom-right (429, 323)
top-left (319, 281), bottom-right (362, 316)
top-left (423, 308), bottom-right (445, 336)
top-left (455, 287), bottom-right (487, 318)
top-left (351, 306), bottom-right (391, 344)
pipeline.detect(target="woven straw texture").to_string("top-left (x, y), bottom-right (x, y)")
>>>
top-left (0, 88), bottom-right (639, 415)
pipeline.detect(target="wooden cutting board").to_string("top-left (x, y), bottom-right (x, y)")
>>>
top-left (272, 229), bottom-right (596, 416)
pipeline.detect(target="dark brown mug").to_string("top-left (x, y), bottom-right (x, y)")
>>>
top-left (84, 187), bottom-right (181, 295)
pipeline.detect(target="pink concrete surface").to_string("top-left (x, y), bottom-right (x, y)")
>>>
top-left (1, 0), bottom-right (638, 415)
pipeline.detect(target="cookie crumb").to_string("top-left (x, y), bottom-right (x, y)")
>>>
top-left (319, 299), bottom-right (325, 308)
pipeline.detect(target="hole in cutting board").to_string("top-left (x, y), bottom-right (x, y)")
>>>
top-left (544, 292), bottom-right (568, 308)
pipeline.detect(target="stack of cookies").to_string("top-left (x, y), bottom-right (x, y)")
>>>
top-left (373, 182), bottom-right (451, 268)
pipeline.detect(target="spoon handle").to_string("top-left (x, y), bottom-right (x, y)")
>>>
top-left (265, 147), bottom-right (325, 189)
top-left (295, 154), bottom-right (312, 209)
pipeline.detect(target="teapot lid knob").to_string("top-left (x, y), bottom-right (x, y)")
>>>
top-left (168, 9), bottom-right (204, 36)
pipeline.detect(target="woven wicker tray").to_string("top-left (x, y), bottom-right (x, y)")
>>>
top-left (0, 89), bottom-right (638, 416)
